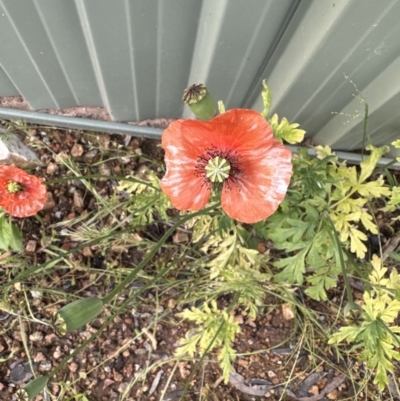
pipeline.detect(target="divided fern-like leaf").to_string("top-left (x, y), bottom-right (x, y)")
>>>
top-left (329, 256), bottom-right (400, 390)
top-left (176, 301), bottom-right (240, 383)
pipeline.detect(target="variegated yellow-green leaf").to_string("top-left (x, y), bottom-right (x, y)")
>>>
top-left (355, 177), bottom-right (391, 199)
top-left (260, 80), bottom-right (272, 119)
top-left (269, 113), bottom-right (306, 144)
top-left (392, 139), bottom-right (400, 148)
top-left (382, 187), bottom-right (400, 212)
top-left (359, 210), bottom-right (378, 233)
top-left (380, 300), bottom-right (400, 323)
top-left (349, 227), bottom-right (367, 259)
top-left (218, 100), bottom-right (226, 114)
top-left (176, 301), bottom-right (240, 383)
top-left (359, 144), bottom-right (389, 183)
top-left (315, 145), bottom-right (338, 162)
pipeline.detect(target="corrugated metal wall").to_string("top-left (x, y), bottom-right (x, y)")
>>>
top-left (0, 0), bottom-right (399, 151)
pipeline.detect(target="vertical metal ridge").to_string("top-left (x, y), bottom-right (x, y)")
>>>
top-left (74, 0), bottom-right (112, 118)
top-left (124, 0), bottom-right (139, 120)
top-left (32, 0), bottom-right (79, 105)
top-left (314, 53), bottom-right (400, 149)
top-left (185, 0), bottom-right (228, 84)
top-left (0, 0), bottom-right (59, 108)
top-left (0, 0), bottom-right (399, 150)
top-left (242, 0), bottom-right (302, 109)
top-left (0, 66), bottom-right (19, 95)
top-left (292, 0), bottom-right (400, 125)
top-left (225, 1), bottom-right (274, 106)
top-left (251, 0), bottom-right (354, 114)
top-left (155, 0), bottom-right (164, 117)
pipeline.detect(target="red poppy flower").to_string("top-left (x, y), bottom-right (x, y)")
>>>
top-left (0, 165), bottom-right (47, 217)
top-left (160, 108), bottom-right (292, 223)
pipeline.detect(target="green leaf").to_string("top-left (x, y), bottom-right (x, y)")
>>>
top-left (260, 80), bottom-right (272, 119)
top-left (0, 215), bottom-right (22, 251)
top-left (274, 244), bottom-right (311, 284)
top-left (269, 113), bottom-right (306, 144)
top-left (380, 300), bottom-right (400, 323)
top-left (392, 139), bottom-right (400, 148)
top-left (382, 186), bottom-right (400, 212)
top-left (392, 139), bottom-right (400, 162)
top-left (218, 214), bottom-right (233, 237)
top-left (305, 273), bottom-right (337, 301)
top-left (349, 227), bottom-right (368, 259)
top-left (359, 145), bottom-right (389, 183)
top-left (10, 223), bottom-right (23, 250)
top-left (355, 177), bottom-right (391, 199)
top-left (328, 326), bottom-right (363, 344)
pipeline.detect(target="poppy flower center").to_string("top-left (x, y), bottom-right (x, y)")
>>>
top-left (205, 156), bottom-right (231, 183)
top-left (195, 145), bottom-right (242, 188)
top-left (6, 180), bottom-right (23, 194)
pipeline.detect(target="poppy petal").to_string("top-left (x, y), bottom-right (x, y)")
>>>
top-left (181, 109), bottom-right (276, 157)
top-left (160, 120), bottom-right (211, 210)
top-left (221, 145), bottom-right (292, 223)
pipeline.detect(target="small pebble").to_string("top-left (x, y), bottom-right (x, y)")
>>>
top-left (39, 360), bottom-right (52, 371)
top-left (25, 240), bottom-right (37, 253)
top-left (29, 332), bottom-right (43, 342)
top-left (71, 143), bottom-right (84, 157)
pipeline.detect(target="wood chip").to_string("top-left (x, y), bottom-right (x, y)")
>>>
top-left (295, 374), bottom-right (346, 401)
top-left (173, 231), bottom-right (189, 243)
top-left (148, 370), bottom-right (164, 396)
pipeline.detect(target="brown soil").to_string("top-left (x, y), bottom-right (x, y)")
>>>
top-left (0, 125), bottom-right (396, 401)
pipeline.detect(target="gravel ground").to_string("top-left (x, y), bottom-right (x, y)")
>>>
top-left (0, 124), bottom-right (397, 401)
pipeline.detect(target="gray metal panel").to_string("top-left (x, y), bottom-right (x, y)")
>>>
top-left (0, 0), bottom-right (399, 151)
top-left (0, 0), bottom-right (102, 109)
top-left (32, 0), bottom-right (102, 107)
top-left (75, 0), bottom-right (202, 120)
top-left (250, 0), bottom-right (400, 150)
top-left (0, 0), bottom-right (73, 108)
top-left (183, 0), bottom-right (300, 118)
top-left (0, 67), bottom-right (19, 96)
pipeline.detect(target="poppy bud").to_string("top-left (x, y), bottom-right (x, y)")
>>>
top-left (182, 83), bottom-right (217, 121)
top-left (54, 297), bottom-right (103, 335)
top-left (16, 376), bottom-right (49, 400)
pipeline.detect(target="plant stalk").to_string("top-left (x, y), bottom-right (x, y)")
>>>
top-left (102, 204), bottom-right (217, 304)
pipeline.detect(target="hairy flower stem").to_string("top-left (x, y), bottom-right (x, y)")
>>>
top-left (102, 204), bottom-right (218, 304)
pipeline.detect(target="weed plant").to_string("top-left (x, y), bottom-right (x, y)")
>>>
top-left (1, 83), bottom-right (400, 400)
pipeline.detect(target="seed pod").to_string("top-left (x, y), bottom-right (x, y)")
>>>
top-left (182, 83), bottom-right (217, 121)
top-left (16, 376), bottom-right (49, 400)
top-left (54, 297), bottom-right (103, 335)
